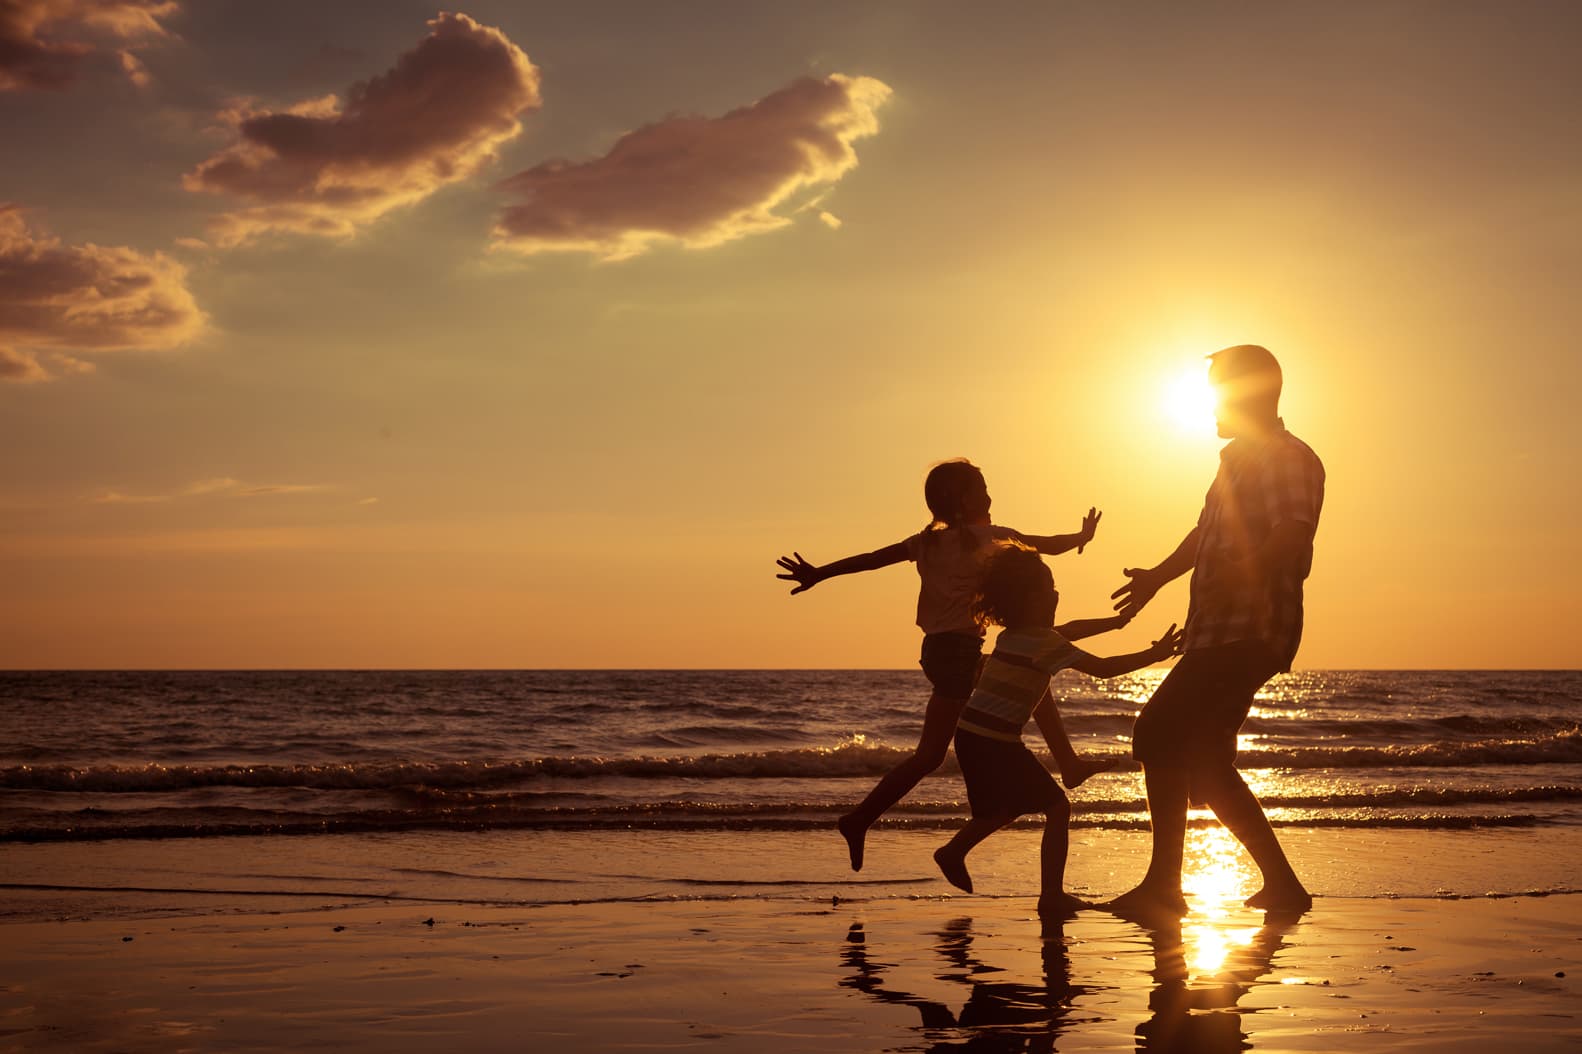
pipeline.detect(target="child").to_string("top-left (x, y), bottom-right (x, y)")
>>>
top-left (775, 458), bottom-right (1115, 872)
top-left (934, 542), bottom-right (1182, 915)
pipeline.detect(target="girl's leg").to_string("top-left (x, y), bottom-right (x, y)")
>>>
top-left (1035, 687), bottom-right (1117, 790)
top-left (1036, 797), bottom-right (1086, 916)
top-left (933, 814), bottom-right (1013, 893)
top-left (839, 690), bottom-right (968, 871)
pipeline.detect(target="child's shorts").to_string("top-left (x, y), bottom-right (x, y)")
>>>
top-left (953, 728), bottom-right (1067, 820)
top-left (918, 632), bottom-right (984, 699)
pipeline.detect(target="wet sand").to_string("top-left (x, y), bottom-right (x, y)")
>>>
top-left (1, 890), bottom-right (1577, 1051)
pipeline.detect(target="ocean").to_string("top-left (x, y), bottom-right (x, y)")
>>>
top-left (2, 669), bottom-right (1579, 915)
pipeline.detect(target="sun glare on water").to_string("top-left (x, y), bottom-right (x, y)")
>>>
top-left (1182, 825), bottom-right (1260, 977)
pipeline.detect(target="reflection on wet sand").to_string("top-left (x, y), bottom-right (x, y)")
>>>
top-left (840, 826), bottom-right (1307, 1051)
top-left (840, 915), bottom-right (1089, 1052)
top-left (1135, 911), bottom-right (1301, 1052)
top-left (1137, 822), bottom-right (1306, 1050)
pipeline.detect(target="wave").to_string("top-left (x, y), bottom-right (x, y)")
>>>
top-left (1238, 726), bottom-right (1581, 768)
top-left (0, 804), bottom-right (1556, 843)
top-left (5, 726), bottom-right (1579, 793)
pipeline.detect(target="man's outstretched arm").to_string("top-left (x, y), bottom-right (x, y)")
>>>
top-left (1111, 527), bottom-right (1199, 620)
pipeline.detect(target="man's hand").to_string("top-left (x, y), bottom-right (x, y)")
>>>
top-left (775, 553), bottom-right (822, 595)
top-left (1111, 565), bottom-right (1166, 620)
top-left (1076, 507), bottom-right (1102, 555)
top-left (1150, 623), bottom-right (1184, 659)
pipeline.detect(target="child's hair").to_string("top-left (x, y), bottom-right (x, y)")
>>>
top-left (919, 459), bottom-right (985, 549)
top-left (973, 542), bottom-right (1055, 629)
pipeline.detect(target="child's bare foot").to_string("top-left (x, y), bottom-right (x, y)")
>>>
top-left (933, 845), bottom-right (973, 893)
top-left (1036, 892), bottom-right (1090, 918)
top-left (1245, 882), bottom-right (1312, 913)
top-left (1060, 754), bottom-right (1118, 791)
top-left (1105, 884), bottom-right (1188, 920)
top-left (837, 814), bottom-right (867, 872)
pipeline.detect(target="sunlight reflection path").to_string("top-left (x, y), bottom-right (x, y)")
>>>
top-left (1181, 825), bottom-right (1259, 978)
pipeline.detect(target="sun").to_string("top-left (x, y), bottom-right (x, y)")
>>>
top-left (1161, 365), bottom-right (1218, 434)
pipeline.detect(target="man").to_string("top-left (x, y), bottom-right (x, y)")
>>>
top-left (1110, 344), bottom-right (1324, 915)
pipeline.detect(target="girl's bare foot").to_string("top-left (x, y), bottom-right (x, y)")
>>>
top-left (1036, 892), bottom-right (1090, 918)
top-left (838, 814), bottom-right (867, 872)
top-left (1060, 754), bottom-right (1118, 791)
top-left (933, 846), bottom-right (973, 893)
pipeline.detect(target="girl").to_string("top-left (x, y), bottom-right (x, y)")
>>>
top-left (775, 459), bottom-right (1117, 871)
top-left (935, 542), bottom-right (1182, 915)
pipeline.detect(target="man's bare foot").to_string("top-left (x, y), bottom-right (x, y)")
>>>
top-left (1105, 884), bottom-right (1188, 919)
top-left (1036, 892), bottom-right (1090, 918)
top-left (933, 846), bottom-right (973, 893)
top-left (838, 814), bottom-right (867, 872)
top-left (1060, 754), bottom-right (1119, 791)
top-left (1245, 883), bottom-right (1312, 913)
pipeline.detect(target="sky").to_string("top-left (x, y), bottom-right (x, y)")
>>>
top-left (2, 1), bottom-right (1578, 669)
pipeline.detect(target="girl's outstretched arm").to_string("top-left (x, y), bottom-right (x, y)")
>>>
top-left (776, 541), bottom-right (909, 595)
top-left (1016, 507), bottom-right (1101, 557)
top-left (1069, 624), bottom-right (1183, 678)
top-left (1055, 611), bottom-right (1131, 643)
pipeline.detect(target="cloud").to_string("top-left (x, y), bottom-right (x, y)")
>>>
top-left (492, 73), bottom-right (891, 261)
top-left (0, 0), bottom-right (178, 92)
top-left (90, 477), bottom-right (332, 504)
top-left (0, 206), bottom-right (204, 383)
top-left (184, 12), bottom-right (540, 247)
top-left (0, 346), bottom-right (49, 382)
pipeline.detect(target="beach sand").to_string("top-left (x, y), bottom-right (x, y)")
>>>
top-left (2, 827), bottom-right (1579, 1051)
top-left (1, 891), bottom-right (1577, 1052)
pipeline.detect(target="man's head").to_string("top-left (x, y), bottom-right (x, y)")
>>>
top-left (1208, 344), bottom-right (1282, 438)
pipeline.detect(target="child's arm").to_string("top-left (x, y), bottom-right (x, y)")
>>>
top-left (1014, 507), bottom-right (1101, 557)
top-left (1069, 624), bottom-right (1183, 678)
top-left (775, 542), bottom-right (909, 595)
top-left (1055, 611), bottom-right (1132, 643)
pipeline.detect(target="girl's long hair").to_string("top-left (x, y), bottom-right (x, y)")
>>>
top-left (919, 459), bottom-right (985, 551)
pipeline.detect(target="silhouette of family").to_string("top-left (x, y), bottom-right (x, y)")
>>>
top-left (778, 344), bottom-right (1324, 918)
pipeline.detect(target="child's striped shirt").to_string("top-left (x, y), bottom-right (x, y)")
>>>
top-left (956, 627), bottom-right (1091, 743)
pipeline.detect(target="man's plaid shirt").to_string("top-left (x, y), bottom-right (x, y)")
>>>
top-left (1183, 423), bottom-right (1325, 671)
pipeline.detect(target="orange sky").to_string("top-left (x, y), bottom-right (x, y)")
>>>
top-left (2, 2), bottom-right (1578, 668)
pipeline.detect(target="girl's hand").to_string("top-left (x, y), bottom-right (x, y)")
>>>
top-left (1150, 624), bottom-right (1184, 659)
top-left (775, 553), bottom-right (822, 595)
top-left (1076, 507), bottom-right (1102, 554)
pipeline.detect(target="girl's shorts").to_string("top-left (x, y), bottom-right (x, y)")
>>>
top-left (953, 728), bottom-right (1067, 820)
top-left (918, 632), bottom-right (984, 699)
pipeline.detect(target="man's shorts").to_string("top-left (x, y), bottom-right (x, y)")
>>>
top-left (1131, 641), bottom-right (1280, 768)
top-left (918, 632), bottom-right (984, 699)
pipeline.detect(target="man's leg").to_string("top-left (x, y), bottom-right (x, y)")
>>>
top-left (1108, 655), bottom-right (1202, 916)
top-left (1193, 763), bottom-right (1311, 911)
top-left (1108, 763), bottom-right (1191, 915)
